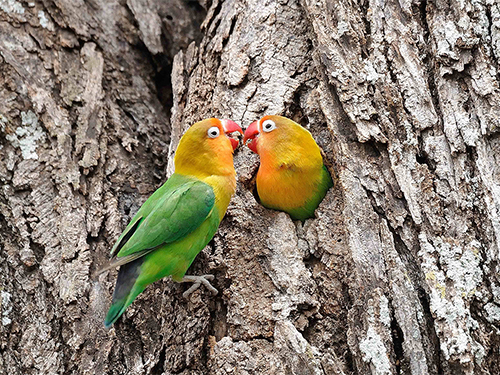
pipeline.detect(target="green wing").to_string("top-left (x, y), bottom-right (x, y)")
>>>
top-left (286, 165), bottom-right (333, 221)
top-left (109, 174), bottom-right (215, 259)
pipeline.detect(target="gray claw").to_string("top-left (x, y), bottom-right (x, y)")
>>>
top-left (179, 274), bottom-right (218, 298)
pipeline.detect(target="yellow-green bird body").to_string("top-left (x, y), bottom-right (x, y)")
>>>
top-left (104, 118), bottom-right (242, 327)
top-left (244, 115), bottom-right (333, 221)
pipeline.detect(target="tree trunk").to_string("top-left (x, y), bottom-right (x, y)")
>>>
top-left (1, 0), bottom-right (499, 374)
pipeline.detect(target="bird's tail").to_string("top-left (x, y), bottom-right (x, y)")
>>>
top-left (104, 257), bottom-right (144, 328)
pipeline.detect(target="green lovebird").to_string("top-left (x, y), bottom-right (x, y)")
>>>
top-left (102, 118), bottom-right (243, 328)
top-left (243, 115), bottom-right (333, 221)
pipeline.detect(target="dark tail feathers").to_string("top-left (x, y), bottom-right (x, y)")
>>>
top-left (104, 257), bottom-right (143, 328)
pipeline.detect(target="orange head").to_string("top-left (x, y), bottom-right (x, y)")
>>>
top-left (175, 118), bottom-right (243, 177)
top-left (244, 115), bottom-right (285, 154)
top-left (243, 115), bottom-right (320, 157)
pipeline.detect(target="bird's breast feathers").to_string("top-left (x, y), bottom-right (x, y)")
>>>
top-left (257, 161), bottom-right (322, 210)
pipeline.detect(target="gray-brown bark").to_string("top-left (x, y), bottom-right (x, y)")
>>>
top-left (1, 0), bottom-right (499, 374)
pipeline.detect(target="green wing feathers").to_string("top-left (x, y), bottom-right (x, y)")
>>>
top-left (287, 165), bottom-right (333, 221)
top-left (103, 174), bottom-right (217, 327)
top-left (322, 165), bottom-right (334, 191)
top-left (306, 164), bottom-right (333, 214)
top-left (110, 174), bottom-right (215, 259)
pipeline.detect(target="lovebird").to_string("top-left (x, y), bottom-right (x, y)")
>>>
top-left (243, 115), bottom-right (333, 221)
top-left (102, 118), bottom-right (243, 328)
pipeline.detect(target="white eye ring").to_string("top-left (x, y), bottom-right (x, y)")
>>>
top-left (207, 126), bottom-right (220, 138)
top-left (262, 119), bottom-right (276, 133)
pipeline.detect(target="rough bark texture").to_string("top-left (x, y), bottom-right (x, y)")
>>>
top-left (1, 0), bottom-right (500, 374)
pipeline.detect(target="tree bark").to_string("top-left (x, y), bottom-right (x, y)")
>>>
top-left (1, 0), bottom-right (499, 374)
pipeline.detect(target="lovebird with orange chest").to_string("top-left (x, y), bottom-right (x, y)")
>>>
top-left (102, 118), bottom-right (243, 328)
top-left (244, 115), bottom-right (333, 221)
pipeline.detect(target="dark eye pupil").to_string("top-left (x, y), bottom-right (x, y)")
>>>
top-left (265, 124), bottom-right (271, 128)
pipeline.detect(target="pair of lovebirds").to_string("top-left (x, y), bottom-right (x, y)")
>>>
top-left (103, 115), bottom-right (333, 327)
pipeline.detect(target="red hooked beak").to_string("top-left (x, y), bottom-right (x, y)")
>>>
top-left (243, 121), bottom-right (259, 153)
top-left (221, 119), bottom-right (243, 150)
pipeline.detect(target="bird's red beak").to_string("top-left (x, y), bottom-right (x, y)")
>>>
top-left (221, 119), bottom-right (243, 150)
top-left (243, 121), bottom-right (259, 154)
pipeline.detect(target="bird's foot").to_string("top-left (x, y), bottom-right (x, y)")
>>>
top-left (179, 274), bottom-right (218, 298)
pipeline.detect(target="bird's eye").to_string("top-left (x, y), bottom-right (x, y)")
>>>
top-left (262, 119), bottom-right (276, 133)
top-left (207, 126), bottom-right (220, 138)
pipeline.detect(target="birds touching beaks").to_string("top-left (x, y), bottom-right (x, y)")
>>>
top-left (103, 118), bottom-right (243, 328)
top-left (244, 115), bottom-right (333, 221)
top-left (102, 114), bottom-right (332, 327)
